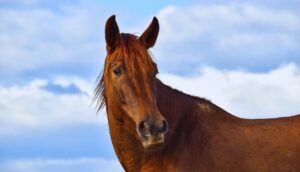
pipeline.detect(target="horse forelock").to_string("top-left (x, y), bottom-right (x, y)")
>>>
top-left (119, 33), bottom-right (158, 77)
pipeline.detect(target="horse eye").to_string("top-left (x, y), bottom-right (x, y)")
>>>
top-left (113, 68), bottom-right (122, 76)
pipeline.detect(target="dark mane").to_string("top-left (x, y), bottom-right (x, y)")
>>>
top-left (94, 33), bottom-right (158, 111)
top-left (94, 70), bottom-right (105, 111)
top-left (155, 79), bottom-right (224, 111)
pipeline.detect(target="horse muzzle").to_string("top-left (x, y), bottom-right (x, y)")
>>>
top-left (137, 118), bottom-right (168, 150)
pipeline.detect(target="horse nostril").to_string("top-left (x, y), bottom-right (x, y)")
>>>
top-left (138, 120), bottom-right (150, 137)
top-left (160, 119), bottom-right (168, 134)
top-left (138, 120), bottom-right (145, 131)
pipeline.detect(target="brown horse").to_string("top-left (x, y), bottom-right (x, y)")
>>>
top-left (95, 15), bottom-right (300, 172)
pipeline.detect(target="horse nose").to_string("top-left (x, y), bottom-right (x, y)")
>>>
top-left (138, 119), bottom-right (168, 137)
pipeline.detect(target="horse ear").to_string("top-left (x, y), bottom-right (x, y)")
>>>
top-left (139, 17), bottom-right (159, 49)
top-left (105, 15), bottom-right (120, 54)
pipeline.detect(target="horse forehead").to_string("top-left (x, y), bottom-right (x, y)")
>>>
top-left (106, 34), bottom-right (157, 76)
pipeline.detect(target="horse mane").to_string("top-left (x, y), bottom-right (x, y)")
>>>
top-left (155, 79), bottom-right (217, 108)
top-left (94, 33), bottom-right (158, 111)
top-left (94, 71), bottom-right (105, 112)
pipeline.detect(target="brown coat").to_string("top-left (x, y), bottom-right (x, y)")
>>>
top-left (96, 15), bottom-right (300, 172)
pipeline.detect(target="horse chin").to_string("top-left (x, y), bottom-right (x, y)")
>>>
top-left (141, 135), bottom-right (165, 151)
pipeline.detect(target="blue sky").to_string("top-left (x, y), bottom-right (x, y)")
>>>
top-left (0, 0), bottom-right (299, 171)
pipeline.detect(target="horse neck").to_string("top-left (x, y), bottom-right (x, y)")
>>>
top-left (155, 79), bottom-right (235, 149)
top-left (155, 79), bottom-right (202, 145)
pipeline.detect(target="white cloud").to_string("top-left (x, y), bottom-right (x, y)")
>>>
top-left (159, 63), bottom-right (300, 118)
top-left (157, 3), bottom-right (299, 44)
top-left (2, 1), bottom-right (300, 78)
top-left (0, 158), bottom-right (122, 172)
top-left (0, 77), bottom-right (107, 136)
top-left (0, 1), bottom-right (106, 77)
top-left (153, 3), bottom-right (300, 73)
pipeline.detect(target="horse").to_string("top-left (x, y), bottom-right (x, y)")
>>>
top-left (94, 15), bottom-right (300, 172)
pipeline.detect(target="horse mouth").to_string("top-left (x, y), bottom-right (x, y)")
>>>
top-left (141, 135), bottom-right (165, 150)
top-left (144, 142), bottom-right (164, 150)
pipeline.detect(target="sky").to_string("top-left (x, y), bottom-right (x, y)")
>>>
top-left (0, 0), bottom-right (299, 171)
